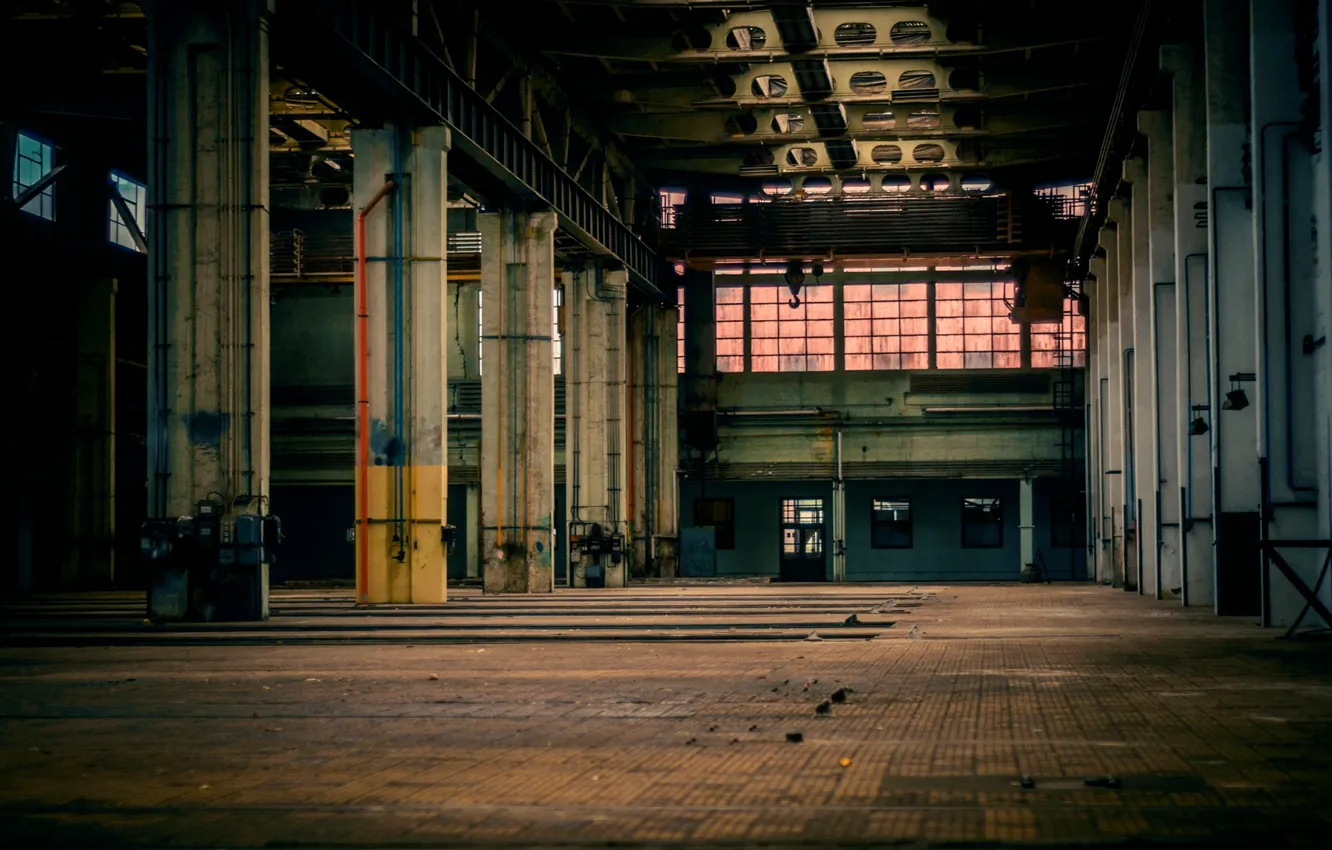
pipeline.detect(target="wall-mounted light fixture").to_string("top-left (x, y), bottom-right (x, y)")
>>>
top-left (1188, 404), bottom-right (1209, 436)
top-left (1222, 372), bottom-right (1255, 411)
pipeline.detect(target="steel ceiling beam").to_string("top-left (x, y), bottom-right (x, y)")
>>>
top-left (277, 0), bottom-right (661, 294)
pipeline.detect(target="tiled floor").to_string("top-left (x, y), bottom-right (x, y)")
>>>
top-left (2, 583), bottom-right (1331, 848)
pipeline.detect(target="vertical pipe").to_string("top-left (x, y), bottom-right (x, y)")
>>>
top-left (355, 181), bottom-right (396, 603)
top-left (391, 129), bottom-right (407, 560)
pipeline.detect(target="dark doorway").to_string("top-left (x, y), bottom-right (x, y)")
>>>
top-left (780, 498), bottom-right (826, 582)
top-left (1217, 511), bottom-right (1261, 616)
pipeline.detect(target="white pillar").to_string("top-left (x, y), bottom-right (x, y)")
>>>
top-left (1020, 477), bottom-right (1035, 571)
top-left (1162, 42), bottom-right (1216, 607)
top-left (1205, 0), bottom-right (1260, 615)
top-left (1125, 156), bottom-right (1157, 596)
top-left (1250, 0), bottom-right (1322, 625)
top-left (1141, 108), bottom-right (1182, 599)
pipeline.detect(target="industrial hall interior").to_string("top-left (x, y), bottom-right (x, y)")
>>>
top-left (4, 0), bottom-right (1332, 848)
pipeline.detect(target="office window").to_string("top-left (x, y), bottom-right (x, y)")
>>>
top-left (961, 497), bottom-right (1003, 548)
top-left (13, 132), bottom-right (55, 220)
top-left (750, 284), bottom-right (834, 372)
top-left (659, 189), bottom-right (686, 228)
top-left (716, 285), bottom-right (745, 372)
top-left (936, 281), bottom-right (1020, 369)
top-left (1031, 296), bottom-right (1088, 368)
top-left (844, 283), bottom-right (929, 371)
top-left (1051, 490), bottom-right (1087, 548)
top-left (693, 498), bottom-right (734, 549)
top-left (677, 285), bottom-right (685, 373)
top-left (109, 172), bottom-right (147, 252)
top-left (871, 498), bottom-right (913, 548)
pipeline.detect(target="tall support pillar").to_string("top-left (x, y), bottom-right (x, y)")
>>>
top-left (1162, 43), bottom-right (1216, 607)
top-left (630, 302), bottom-right (681, 577)
top-left (1250, 0), bottom-right (1322, 626)
top-left (680, 269), bottom-right (718, 472)
top-left (351, 125), bottom-right (450, 604)
top-left (1085, 259), bottom-right (1105, 581)
top-left (1098, 220), bottom-right (1124, 586)
top-left (480, 211), bottom-right (557, 593)
top-left (565, 266), bottom-right (629, 588)
top-left (1313, 0), bottom-right (1332, 616)
top-left (1141, 109), bottom-right (1182, 599)
top-left (1019, 477), bottom-right (1035, 573)
top-left (1125, 157), bottom-right (1156, 595)
top-left (145, 0), bottom-right (272, 619)
top-left (1205, 0), bottom-right (1260, 615)
top-left (67, 279), bottom-right (117, 587)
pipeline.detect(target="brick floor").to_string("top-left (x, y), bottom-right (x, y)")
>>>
top-left (1, 584), bottom-right (1331, 847)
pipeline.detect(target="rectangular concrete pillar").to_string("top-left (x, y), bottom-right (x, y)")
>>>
top-left (1019, 477), bottom-right (1035, 572)
top-left (465, 482), bottom-right (481, 578)
top-left (1250, 0), bottom-right (1322, 626)
top-left (1313, 0), bottom-right (1332, 619)
top-left (480, 210), bottom-right (557, 593)
top-left (447, 279), bottom-right (481, 380)
top-left (67, 278), bottom-right (117, 587)
top-left (565, 266), bottom-right (629, 588)
top-left (1106, 200), bottom-right (1130, 587)
top-left (1125, 157), bottom-right (1157, 596)
top-left (145, 0), bottom-right (272, 618)
top-left (1085, 261), bottom-right (1105, 581)
top-left (1141, 110), bottom-right (1182, 599)
top-left (351, 125), bottom-right (450, 604)
top-left (1206, 0), bottom-right (1261, 615)
top-left (630, 302), bottom-right (681, 577)
top-left (1097, 223), bottom-right (1124, 586)
top-left (1162, 43), bottom-right (1216, 608)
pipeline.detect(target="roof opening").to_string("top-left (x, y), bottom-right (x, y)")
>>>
top-left (871, 144), bottom-right (903, 164)
top-left (890, 21), bottom-right (932, 45)
top-left (849, 71), bottom-right (888, 95)
top-left (786, 147), bottom-right (819, 167)
top-left (882, 175), bottom-right (912, 193)
top-left (898, 70), bottom-right (937, 89)
top-left (863, 111), bottom-right (895, 129)
top-left (912, 143), bottom-right (946, 162)
top-left (802, 176), bottom-right (833, 194)
top-left (841, 177), bottom-right (872, 194)
top-left (771, 112), bottom-right (805, 134)
top-left (907, 110), bottom-right (941, 129)
top-left (752, 75), bottom-right (788, 98)
top-left (834, 22), bottom-right (877, 46)
top-left (726, 26), bottom-right (766, 50)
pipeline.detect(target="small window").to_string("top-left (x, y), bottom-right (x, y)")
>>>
top-left (13, 132), bottom-right (56, 220)
top-left (1051, 490), bottom-right (1087, 548)
top-left (962, 497), bottom-right (1003, 548)
top-left (694, 498), bottom-right (735, 549)
top-left (849, 71), bottom-right (888, 95)
top-left (834, 22), bottom-right (877, 46)
top-left (109, 173), bottom-right (147, 252)
top-left (801, 176), bottom-right (832, 195)
top-left (752, 75), bottom-right (788, 98)
top-left (881, 175), bottom-right (912, 193)
top-left (726, 26), bottom-right (766, 50)
top-left (871, 498), bottom-right (912, 548)
top-left (782, 498), bottom-right (824, 526)
top-left (841, 177), bottom-right (872, 194)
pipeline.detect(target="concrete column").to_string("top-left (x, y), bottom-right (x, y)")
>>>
top-left (1162, 42), bottom-right (1216, 607)
top-left (1107, 198), bottom-right (1130, 587)
top-left (1205, 0), bottom-right (1260, 615)
top-left (1250, 0), bottom-right (1322, 626)
top-left (1140, 109), bottom-right (1182, 600)
top-left (145, 0), bottom-right (272, 616)
top-left (447, 279), bottom-right (481, 380)
top-left (480, 210), bottom-right (557, 593)
top-left (1019, 477), bottom-right (1035, 572)
top-left (350, 126), bottom-right (449, 604)
top-left (465, 482), bottom-right (480, 578)
top-left (629, 302), bottom-right (681, 577)
top-left (680, 269), bottom-right (718, 468)
top-left (67, 279), bottom-right (117, 587)
top-left (1085, 261), bottom-right (1104, 580)
top-left (1097, 221), bottom-right (1123, 585)
top-left (1125, 157), bottom-right (1156, 595)
top-left (1313, 0), bottom-right (1332, 617)
top-left (565, 266), bottom-right (629, 588)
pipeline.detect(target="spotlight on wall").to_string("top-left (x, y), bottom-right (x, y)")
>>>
top-left (1222, 389), bottom-right (1249, 411)
top-left (1188, 416), bottom-right (1209, 436)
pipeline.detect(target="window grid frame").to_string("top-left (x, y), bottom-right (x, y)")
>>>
top-left (934, 279), bottom-right (1022, 370)
top-left (843, 281), bottom-right (930, 372)
top-left (109, 172), bottom-right (147, 253)
top-left (1031, 295), bottom-right (1089, 369)
top-left (870, 497), bottom-right (914, 549)
top-left (13, 132), bottom-right (55, 221)
top-left (961, 496), bottom-right (1004, 549)
top-left (748, 283), bottom-right (835, 373)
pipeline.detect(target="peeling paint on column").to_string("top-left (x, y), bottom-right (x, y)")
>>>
top-left (183, 411), bottom-right (230, 447)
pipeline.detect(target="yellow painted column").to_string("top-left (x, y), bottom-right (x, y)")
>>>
top-left (352, 125), bottom-right (450, 603)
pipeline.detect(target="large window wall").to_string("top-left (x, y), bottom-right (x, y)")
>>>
top-left (680, 270), bottom-right (1085, 373)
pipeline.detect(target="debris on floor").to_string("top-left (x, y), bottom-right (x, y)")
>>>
top-left (785, 732), bottom-right (804, 743)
